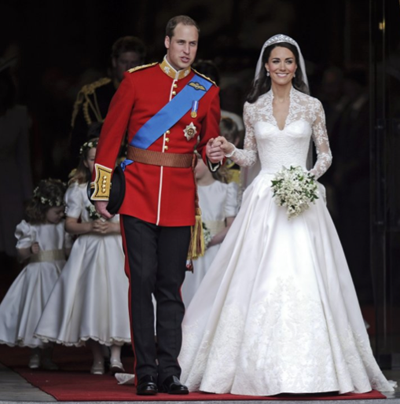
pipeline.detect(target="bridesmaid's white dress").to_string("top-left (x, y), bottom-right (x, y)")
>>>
top-left (178, 88), bottom-right (395, 395)
top-left (0, 221), bottom-right (70, 348)
top-left (35, 182), bottom-right (131, 347)
top-left (182, 180), bottom-right (238, 307)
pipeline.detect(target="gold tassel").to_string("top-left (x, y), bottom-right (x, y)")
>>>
top-left (187, 207), bottom-right (205, 261)
top-left (187, 152), bottom-right (205, 269)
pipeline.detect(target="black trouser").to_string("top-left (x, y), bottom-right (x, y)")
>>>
top-left (121, 215), bottom-right (191, 384)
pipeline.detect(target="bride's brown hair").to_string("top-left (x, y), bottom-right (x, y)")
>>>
top-left (246, 42), bottom-right (308, 104)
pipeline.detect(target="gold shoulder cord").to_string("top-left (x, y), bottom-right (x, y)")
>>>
top-left (71, 91), bottom-right (85, 127)
top-left (128, 62), bottom-right (158, 74)
top-left (83, 77), bottom-right (112, 94)
top-left (191, 68), bottom-right (218, 87)
top-left (71, 77), bottom-right (112, 127)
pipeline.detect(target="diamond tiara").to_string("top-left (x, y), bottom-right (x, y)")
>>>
top-left (264, 34), bottom-right (298, 48)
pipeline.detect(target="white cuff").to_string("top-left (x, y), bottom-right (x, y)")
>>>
top-left (224, 146), bottom-right (236, 158)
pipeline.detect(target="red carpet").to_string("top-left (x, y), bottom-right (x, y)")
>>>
top-left (0, 345), bottom-right (386, 401)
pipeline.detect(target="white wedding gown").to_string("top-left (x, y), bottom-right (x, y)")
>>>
top-left (178, 88), bottom-right (395, 396)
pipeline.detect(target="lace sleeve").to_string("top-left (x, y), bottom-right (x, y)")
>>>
top-left (229, 103), bottom-right (258, 167)
top-left (309, 99), bottom-right (332, 180)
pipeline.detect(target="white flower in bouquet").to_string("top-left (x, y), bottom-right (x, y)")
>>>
top-left (86, 204), bottom-right (103, 221)
top-left (271, 166), bottom-right (319, 219)
top-left (202, 222), bottom-right (213, 249)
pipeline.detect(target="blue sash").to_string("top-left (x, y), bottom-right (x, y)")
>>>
top-left (121, 73), bottom-right (212, 170)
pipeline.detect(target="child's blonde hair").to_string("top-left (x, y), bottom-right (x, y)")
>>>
top-left (69, 137), bottom-right (99, 185)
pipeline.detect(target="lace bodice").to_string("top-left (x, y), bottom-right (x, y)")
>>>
top-left (231, 87), bottom-right (332, 179)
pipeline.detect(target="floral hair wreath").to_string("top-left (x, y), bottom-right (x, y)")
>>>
top-left (79, 139), bottom-right (99, 155)
top-left (33, 183), bottom-right (66, 207)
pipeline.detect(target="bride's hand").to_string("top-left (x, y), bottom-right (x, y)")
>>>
top-left (215, 136), bottom-right (235, 156)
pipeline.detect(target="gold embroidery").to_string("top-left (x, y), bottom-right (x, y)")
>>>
top-left (159, 58), bottom-right (191, 80)
top-left (91, 163), bottom-right (112, 200)
top-left (192, 68), bottom-right (217, 87)
top-left (128, 62), bottom-right (158, 74)
top-left (189, 82), bottom-right (206, 91)
top-left (71, 77), bottom-right (112, 127)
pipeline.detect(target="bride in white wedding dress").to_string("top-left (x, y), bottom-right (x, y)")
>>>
top-left (178, 35), bottom-right (396, 396)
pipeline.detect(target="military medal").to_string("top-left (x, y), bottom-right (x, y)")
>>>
top-left (191, 100), bottom-right (198, 118)
top-left (184, 122), bottom-right (197, 141)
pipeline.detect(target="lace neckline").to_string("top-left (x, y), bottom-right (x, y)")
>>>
top-left (268, 86), bottom-right (295, 132)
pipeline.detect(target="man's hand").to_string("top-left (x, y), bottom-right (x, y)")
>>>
top-left (94, 201), bottom-right (114, 220)
top-left (206, 138), bottom-right (225, 163)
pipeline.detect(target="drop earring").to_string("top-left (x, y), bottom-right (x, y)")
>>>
top-left (266, 70), bottom-right (270, 77)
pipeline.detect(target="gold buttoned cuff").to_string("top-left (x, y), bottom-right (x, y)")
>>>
top-left (91, 163), bottom-right (112, 201)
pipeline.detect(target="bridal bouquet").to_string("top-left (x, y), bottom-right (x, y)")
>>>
top-left (271, 166), bottom-right (319, 219)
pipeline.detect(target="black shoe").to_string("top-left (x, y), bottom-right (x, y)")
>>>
top-left (136, 375), bottom-right (158, 395)
top-left (160, 375), bottom-right (189, 395)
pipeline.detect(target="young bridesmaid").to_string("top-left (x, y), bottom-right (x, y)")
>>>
top-left (35, 138), bottom-right (131, 375)
top-left (0, 179), bottom-right (71, 369)
top-left (182, 156), bottom-right (239, 306)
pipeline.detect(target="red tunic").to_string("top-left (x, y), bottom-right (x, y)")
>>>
top-left (92, 61), bottom-right (221, 226)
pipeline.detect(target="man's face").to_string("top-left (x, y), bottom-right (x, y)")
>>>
top-left (165, 23), bottom-right (198, 71)
top-left (112, 51), bottom-right (143, 82)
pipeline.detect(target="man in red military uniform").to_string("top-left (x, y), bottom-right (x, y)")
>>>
top-left (91, 15), bottom-right (223, 395)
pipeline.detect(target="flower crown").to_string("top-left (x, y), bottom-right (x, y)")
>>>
top-left (79, 139), bottom-right (99, 155)
top-left (33, 186), bottom-right (65, 207)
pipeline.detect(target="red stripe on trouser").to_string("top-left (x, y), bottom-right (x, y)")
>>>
top-left (120, 218), bottom-right (138, 386)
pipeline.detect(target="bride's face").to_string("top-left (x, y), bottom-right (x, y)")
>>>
top-left (265, 46), bottom-right (297, 87)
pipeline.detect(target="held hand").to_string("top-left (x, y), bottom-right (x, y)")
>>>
top-left (92, 219), bottom-right (111, 235)
top-left (30, 242), bottom-right (40, 255)
top-left (207, 236), bottom-right (219, 248)
top-left (94, 201), bottom-right (113, 220)
top-left (206, 138), bottom-right (224, 163)
top-left (92, 219), bottom-right (119, 235)
top-left (214, 136), bottom-right (235, 156)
